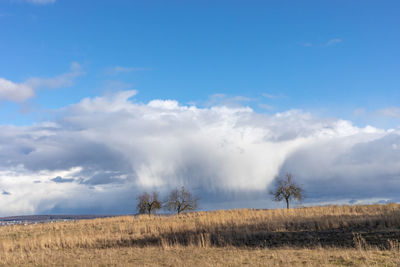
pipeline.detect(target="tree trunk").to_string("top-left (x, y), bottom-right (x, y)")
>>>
top-left (177, 203), bottom-right (182, 214)
top-left (286, 198), bottom-right (289, 209)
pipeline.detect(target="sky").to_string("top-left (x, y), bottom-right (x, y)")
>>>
top-left (0, 0), bottom-right (399, 215)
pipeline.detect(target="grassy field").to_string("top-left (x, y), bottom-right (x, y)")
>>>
top-left (1, 204), bottom-right (400, 266)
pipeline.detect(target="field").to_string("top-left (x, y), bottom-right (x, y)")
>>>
top-left (1, 204), bottom-right (400, 266)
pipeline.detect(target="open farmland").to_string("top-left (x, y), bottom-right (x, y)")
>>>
top-left (1, 204), bottom-right (400, 266)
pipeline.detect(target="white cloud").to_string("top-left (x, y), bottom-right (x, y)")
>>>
top-left (0, 78), bottom-right (35, 102)
top-left (0, 62), bottom-right (84, 102)
top-left (326, 38), bottom-right (342, 46)
top-left (0, 91), bottom-right (398, 215)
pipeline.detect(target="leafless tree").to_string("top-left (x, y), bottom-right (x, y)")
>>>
top-left (136, 192), bottom-right (162, 215)
top-left (270, 173), bottom-right (304, 209)
top-left (165, 186), bottom-right (198, 214)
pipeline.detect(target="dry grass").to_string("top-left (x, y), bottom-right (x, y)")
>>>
top-left (2, 247), bottom-right (400, 266)
top-left (0, 204), bottom-right (400, 266)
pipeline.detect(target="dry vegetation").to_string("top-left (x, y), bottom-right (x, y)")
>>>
top-left (1, 204), bottom-right (400, 266)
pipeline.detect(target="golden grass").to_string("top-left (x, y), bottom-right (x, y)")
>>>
top-left (0, 204), bottom-right (400, 266)
top-left (1, 247), bottom-right (400, 266)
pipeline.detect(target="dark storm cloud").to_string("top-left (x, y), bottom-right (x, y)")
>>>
top-left (51, 176), bottom-right (74, 183)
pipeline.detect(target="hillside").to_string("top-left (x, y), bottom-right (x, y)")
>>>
top-left (0, 215), bottom-right (116, 225)
top-left (1, 204), bottom-right (400, 266)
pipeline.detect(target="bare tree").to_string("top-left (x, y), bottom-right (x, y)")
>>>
top-left (165, 186), bottom-right (198, 214)
top-left (136, 192), bottom-right (162, 215)
top-left (270, 173), bottom-right (304, 209)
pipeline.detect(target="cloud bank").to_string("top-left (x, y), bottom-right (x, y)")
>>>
top-left (0, 90), bottom-right (398, 215)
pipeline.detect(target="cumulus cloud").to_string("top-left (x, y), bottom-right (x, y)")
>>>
top-left (0, 62), bottom-right (83, 102)
top-left (0, 91), bottom-right (398, 215)
top-left (280, 132), bottom-right (400, 203)
top-left (0, 78), bottom-right (35, 102)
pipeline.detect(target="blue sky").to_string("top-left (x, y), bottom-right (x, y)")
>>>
top-left (0, 1), bottom-right (399, 215)
top-left (1, 0), bottom-right (399, 126)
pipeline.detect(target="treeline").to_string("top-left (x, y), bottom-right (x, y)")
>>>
top-left (137, 172), bottom-right (305, 214)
